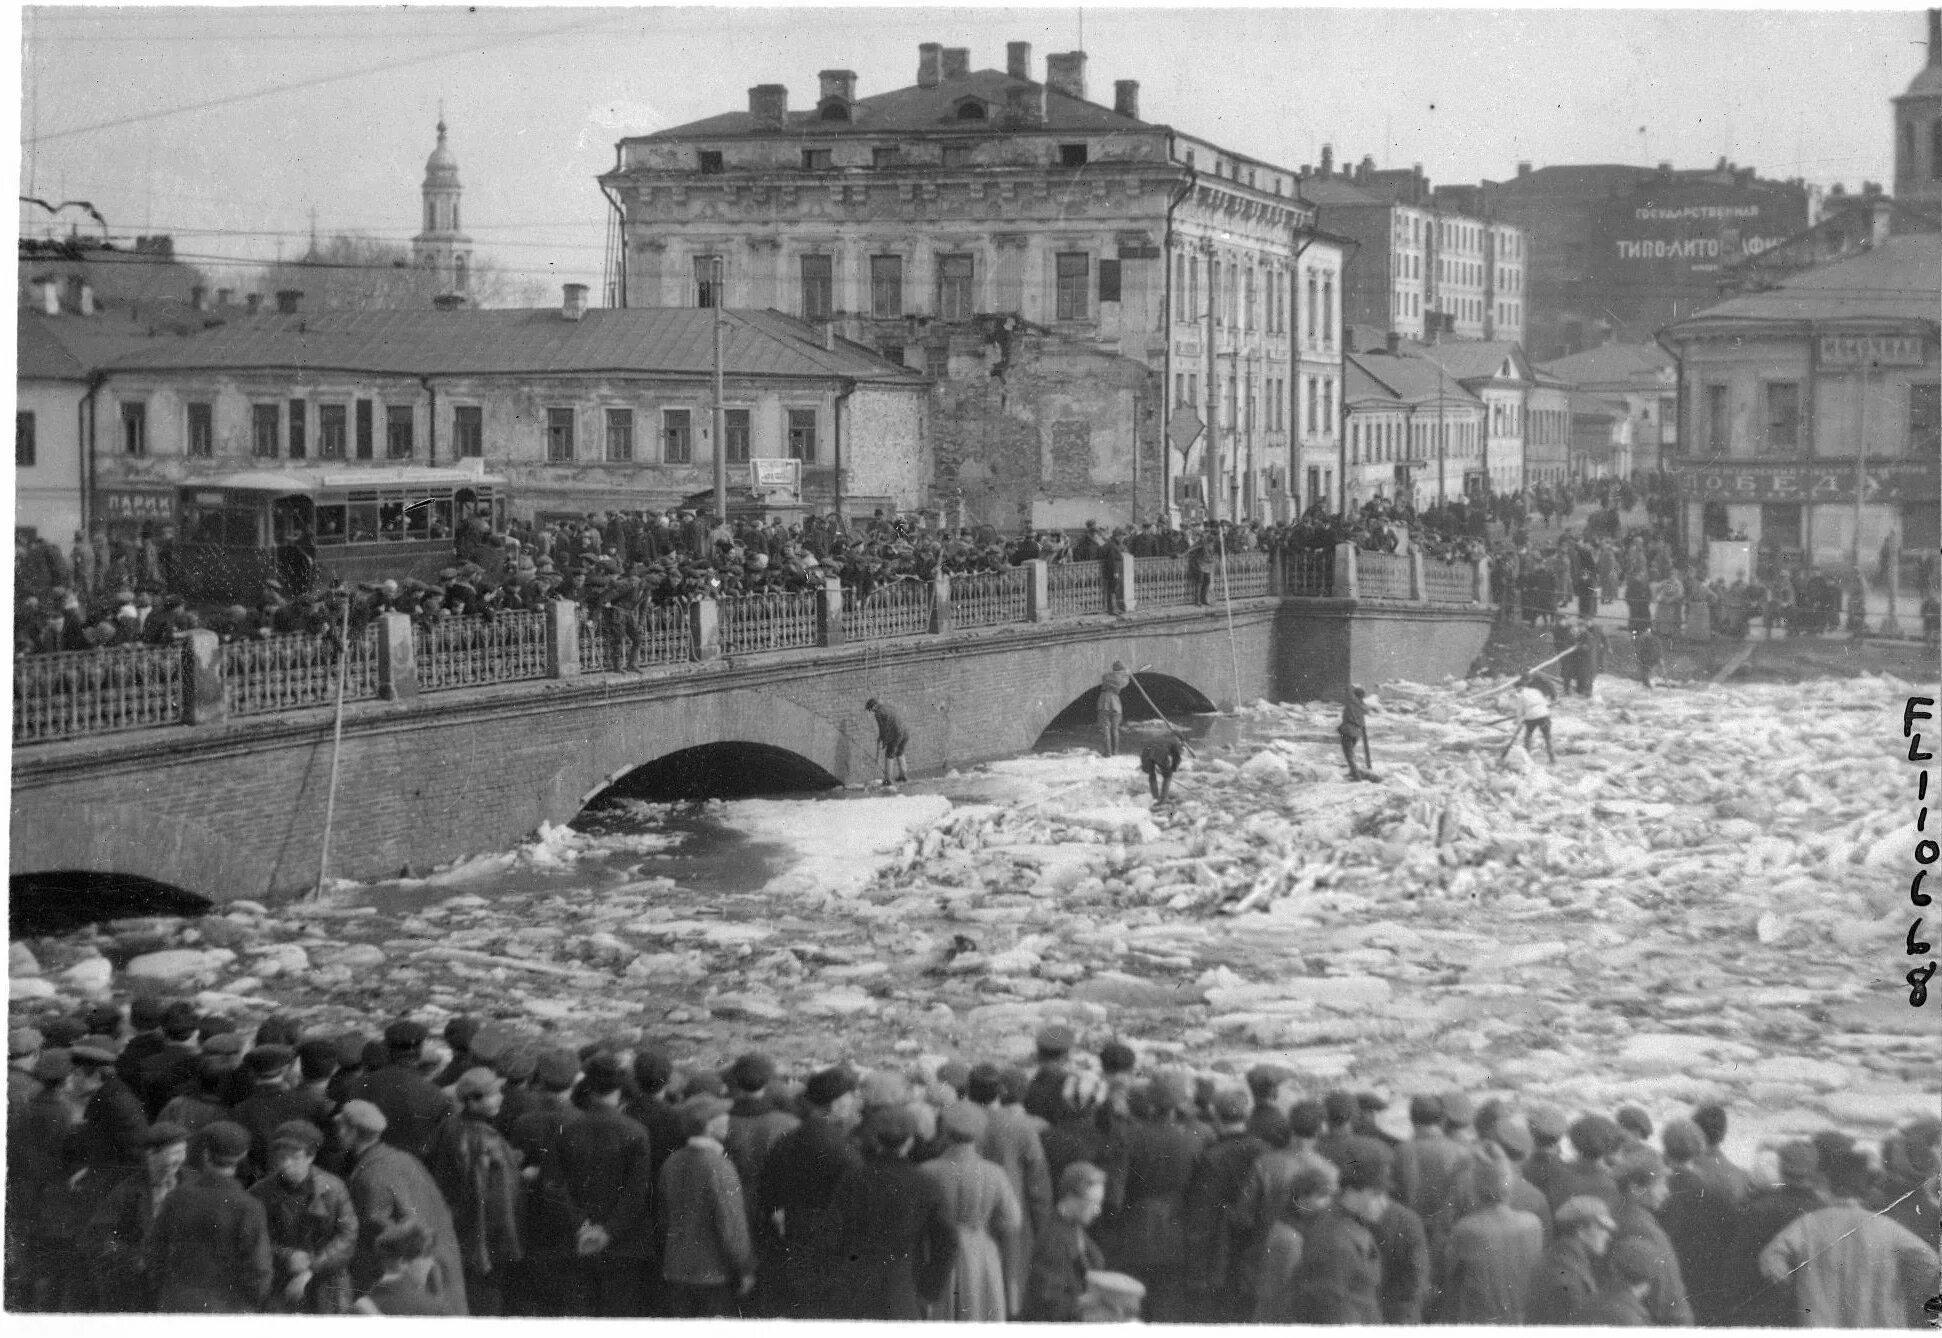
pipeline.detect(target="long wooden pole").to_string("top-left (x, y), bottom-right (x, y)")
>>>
top-left (312, 598), bottom-right (352, 900)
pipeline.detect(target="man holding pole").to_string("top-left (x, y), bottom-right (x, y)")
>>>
top-left (1097, 661), bottom-right (1132, 757)
top-left (1339, 684), bottom-right (1376, 782)
top-left (864, 698), bottom-right (910, 787)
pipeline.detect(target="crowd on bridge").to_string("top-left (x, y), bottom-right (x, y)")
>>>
top-left (8, 999), bottom-right (1936, 1322)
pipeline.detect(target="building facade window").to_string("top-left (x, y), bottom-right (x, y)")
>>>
top-left (872, 146), bottom-right (901, 169)
top-left (1911, 383), bottom-right (1941, 451)
top-left (15, 411), bottom-right (34, 467)
top-left (1097, 258), bottom-right (1121, 304)
top-left (119, 401), bottom-right (147, 457)
top-left (941, 144), bottom-right (972, 168)
top-left (1322, 379), bottom-right (1333, 430)
top-left (694, 255), bottom-right (722, 308)
top-left (724, 408), bottom-right (751, 464)
top-left (936, 253), bottom-right (974, 320)
top-left (1763, 382), bottom-right (1800, 452)
top-left (925, 345), bottom-right (950, 380)
top-left (1059, 143), bottom-right (1088, 167)
top-left (252, 403), bottom-right (279, 458)
top-left (386, 405), bottom-right (415, 459)
top-left (1244, 267), bottom-right (1256, 330)
top-left (1306, 377), bottom-right (1319, 433)
top-left (1055, 251), bottom-right (1089, 321)
top-left (663, 409), bottom-right (692, 464)
top-left (800, 254), bottom-right (833, 321)
top-left (801, 148), bottom-right (832, 170)
top-left (450, 405), bottom-right (481, 458)
top-left (287, 399), bottom-right (307, 460)
top-left (544, 408), bottom-right (574, 462)
top-left (319, 404), bottom-right (348, 460)
top-left (787, 408), bottom-right (818, 462)
top-left (356, 400), bottom-right (374, 460)
top-left (187, 402), bottom-right (214, 458)
top-left (698, 150), bottom-right (724, 174)
top-left (605, 408), bottom-right (633, 462)
top-left (870, 254), bottom-right (904, 317)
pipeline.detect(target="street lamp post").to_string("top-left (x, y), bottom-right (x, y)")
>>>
top-left (712, 256), bottom-right (727, 528)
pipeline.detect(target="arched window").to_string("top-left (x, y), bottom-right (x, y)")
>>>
top-left (956, 101), bottom-right (987, 121)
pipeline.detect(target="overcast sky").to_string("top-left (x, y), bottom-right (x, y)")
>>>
top-left (15, 4), bottom-right (1928, 301)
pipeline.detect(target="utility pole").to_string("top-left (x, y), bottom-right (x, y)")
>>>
top-left (712, 255), bottom-right (727, 526)
top-left (1203, 240), bottom-right (1220, 524)
top-left (1437, 359), bottom-right (1448, 505)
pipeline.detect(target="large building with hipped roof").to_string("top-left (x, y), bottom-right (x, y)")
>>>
top-left (598, 39), bottom-right (1349, 527)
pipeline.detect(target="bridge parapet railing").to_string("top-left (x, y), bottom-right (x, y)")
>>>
top-left (1220, 550), bottom-right (1271, 599)
top-left (578, 602), bottom-right (693, 671)
top-left (1280, 547), bottom-right (1335, 597)
top-left (718, 590), bottom-right (820, 656)
top-left (842, 580), bottom-right (934, 642)
top-left (949, 568), bottom-right (1030, 629)
top-left (222, 627), bottom-right (381, 716)
top-left (1356, 551), bottom-right (1415, 601)
top-left (1047, 560), bottom-right (1107, 618)
top-left (414, 610), bottom-right (550, 690)
top-left (14, 643), bottom-right (184, 743)
top-left (1133, 555), bottom-right (1194, 609)
top-left (1424, 557), bottom-right (1478, 605)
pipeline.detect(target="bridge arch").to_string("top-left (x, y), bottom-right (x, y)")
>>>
top-left (11, 870), bottom-right (213, 939)
top-left (999, 645), bottom-right (1225, 756)
top-left (9, 797), bottom-right (279, 906)
top-left (581, 742), bottom-right (840, 807)
top-left (1037, 670), bottom-right (1219, 740)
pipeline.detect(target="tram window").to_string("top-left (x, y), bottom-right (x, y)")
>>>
top-left (348, 502), bottom-right (379, 542)
top-left (378, 500), bottom-right (407, 540)
top-left (405, 499), bottom-right (431, 538)
top-left (430, 497), bottom-right (454, 537)
top-left (315, 505), bottom-right (347, 544)
top-left (186, 506), bottom-right (227, 545)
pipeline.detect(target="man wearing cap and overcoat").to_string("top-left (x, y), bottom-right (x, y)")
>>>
top-left (250, 1119), bottom-right (358, 1313)
top-left (424, 1067), bottom-right (525, 1315)
top-left (760, 1066), bottom-right (862, 1318)
top-left (142, 1119), bottom-right (273, 1312)
top-left (84, 1120), bottom-right (191, 1310)
top-left (828, 1102), bottom-right (959, 1319)
top-left (336, 1098), bottom-right (469, 1314)
top-left (351, 1019), bottom-right (454, 1162)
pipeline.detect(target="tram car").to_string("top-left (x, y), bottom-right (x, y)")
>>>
top-left (170, 465), bottom-right (508, 603)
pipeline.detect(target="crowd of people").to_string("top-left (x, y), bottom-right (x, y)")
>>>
top-left (8, 1000), bottom-right (1937, 1321)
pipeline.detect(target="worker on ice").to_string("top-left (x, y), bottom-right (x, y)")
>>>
top-left (864, 697), bottom-right (910, 786)
top-left (1139, 737), bottom-right (1183, 804)
top-left (1633, 626), bottom-right (1664, 690)
top-left (1097, 660), bottom-right (1132, 757)
top-left (1338, 684), bottom-right (1376, 781)
top-left (1512, 672), bottom-right (1558, 764)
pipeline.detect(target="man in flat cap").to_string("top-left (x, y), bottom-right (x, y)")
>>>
top-left (83, 1121), bottom-right (190, 1310)
top-left (539, 1052), bottom-right (656, 1316)
top-left (828, 1102), bottom-right (958, 1319)
top-left (1022, 1024), bottom-right (1076, 1125)
top-left (720, 1051), bottom-right (797, 1315)
top-left (657, 1093), bottom-right (755, 1316)
top-left (425, 1068), bottom-right (524, 1315)
top-left (760, 1066), bottom-right (863, 1318)
top-left (1725, 1141), bottom-right (1828, 1327)
top-left (350, 1018), bottom-right (453, 1162)
top-left (143, 1120), bottom-right (273, 1312)
top-left (251, 1120), bottom-right (357, 1314)
top-left (232, 1044), bottom-right (302, 1177)
top-left (1610, 1145), bottom-right (1694, 1325)
top-left (1435, 1142), bottom-right (1544, 1324)
top-left (335, 1099), bottom-right (469, 1314)
top-left (505, 1048), bottom-right (584, 1316)
top-left (1525, 1194), bottom-right (1616, 1325)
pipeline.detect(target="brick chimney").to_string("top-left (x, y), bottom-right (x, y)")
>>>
top-left (1007, 41), bottom-right (1031, 80)
top-left (748, 84), bottom-right (788, 128)
top-left (1321, 144), bottom-right (1334, 177)
top-left (818, 69), bottom-right (857, 103)
top-left (276, 289), bottom-right (303, 315)
top-left (1006, 83), bottom-right (1045, 126)
top-left (562, 283), bottom-right (589, 322)
top-left (1045, 51), bottom-right (1086, 101)
top-left (918, 42), bottom-right (942, 88)
top-left (1114, 80), bottom-right (1139, 119)
top-left (941, 47), bottom-right (970, 80)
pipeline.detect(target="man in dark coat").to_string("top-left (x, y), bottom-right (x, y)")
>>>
top-left (250, 1120), bottom-right (358, 1314)
top-left (335, 1099), bottom-right (469, 1314)
top-left (827, 1103), bottom-right (958, 1319)
top-left (1023, 1161), bottom-right (1109, 1320)
top-left (504, 1047), bottom-right (583, 1316)
top-left (864, 696), bottom-right (911, 785)
top-left (1610, 1146), bottom-right (1695, 1325)
top-left (1658, 1116), bottom-right (1740, 1325)
top-left (1181, 1087), bottom-right (1265, 1321)
top-left (142, 1120), bottom-right (273, 1312)
top-left (541, 1053), bottom-right (657, 1316)
top-left (1525, 1194), bottom-right (1614, 1325)
top-left (1547, 1113), bottom-right (1624, 1212)
top-left (1096, 1072), bottom-right (1205, 1321)
top-left (349, 1019), bottom-right (452, 1162)
top-left (84, 1120), bottom-right (190, 1311)
top-left (1723, 1140), bottom-right (1828, 1327)
top-left (760, 1066), bottom-right (863, 1319)
top-left (424, 1068), bottom-right (525, 1315)
top-left (1281, 1142), bottom-right (1386, 1324)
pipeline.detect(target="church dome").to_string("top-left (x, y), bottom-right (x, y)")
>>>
top-left (423, 119), bottom-right (461, 189)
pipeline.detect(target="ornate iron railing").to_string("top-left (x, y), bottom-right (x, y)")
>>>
top-left (843, 580), bottom-right (933, 642)
top-left (14, 644), bottom-right (183, 743)
top-left (222, 627), bottom-right (380, 717)
top-left (1220, 550), bottom-right (1271, 600)
top-left (1358, 551), bottom-right (1414, 600)
top-left (1281, 547), bottom-right (1335, 597)
top-left (718, 590), bottom-right (820, 655)
top-left (414, 610), bottom-right (549, 690)
top-left (1133, 555), bottom-right (1194, 609)
top-left (579, 602), bottom-right (693, 671)
top-left (1424, 558), bottom-right (1476, 605)
top-left (949, 568), bottom-right (1029, 628)
top-left (1047, 559), bottom-right (1107, 617)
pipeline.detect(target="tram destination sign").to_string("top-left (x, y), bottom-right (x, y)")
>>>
top-left (1817, 333), bottom-right (1927, 368)
top-left (1669, 458), bottom-right (1939, 504)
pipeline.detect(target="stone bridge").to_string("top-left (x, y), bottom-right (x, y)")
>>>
top-left (12, 587), bottom-right (1492, 903)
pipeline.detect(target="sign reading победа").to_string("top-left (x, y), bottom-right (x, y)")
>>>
top-left (1668, 459), bottom-right (1940, 504)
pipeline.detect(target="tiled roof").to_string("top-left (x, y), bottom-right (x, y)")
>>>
top-left (1537, 341), bottom-right (1673, 386)
top-left (1406, 339), bottom-right (1528, 383)
top-left (1671, 233), bottom-right (1942, 328)
top-left (644, 68), bottom-right (1146, 140)
top-left (101, 306), bottom-right (926, 384)
top-left (1345, 351), bottom-right (1483, 407)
